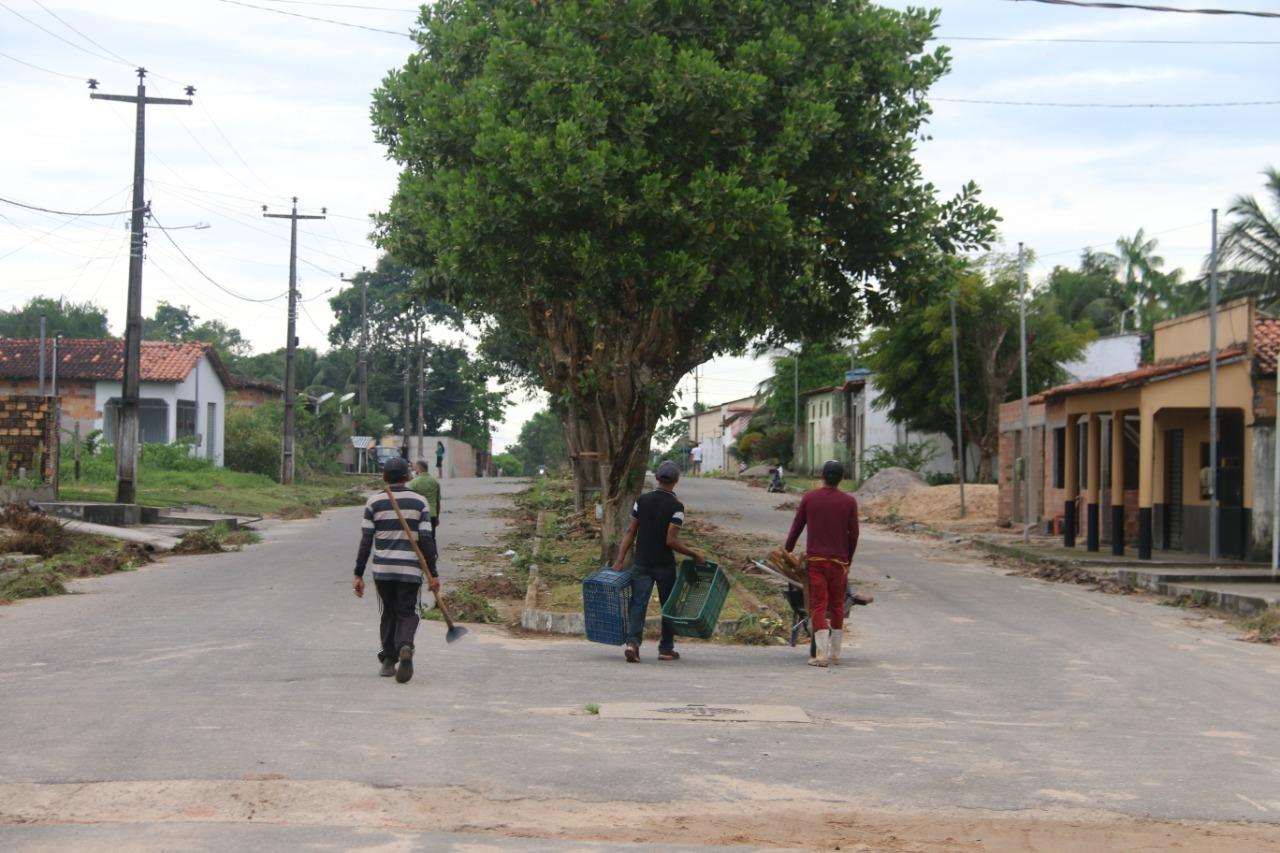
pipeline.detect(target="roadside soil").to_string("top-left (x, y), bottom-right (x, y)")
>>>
top-left (2, 779), bottom-right (1277, 852)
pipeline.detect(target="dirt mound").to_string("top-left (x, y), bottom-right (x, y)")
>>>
top-left (862, 483), bottom-right (998, 530)
top-left (853, 467), bottom-right (927, 503)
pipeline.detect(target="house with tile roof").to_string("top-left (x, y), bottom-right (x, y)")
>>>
top-left (998, 297), bottom-right (1278, 561)
top-left (0, 338), bottom-right (231, 466)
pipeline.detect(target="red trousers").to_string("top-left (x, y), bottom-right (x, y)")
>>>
top-left (807, 560), bottom-right (848, 631)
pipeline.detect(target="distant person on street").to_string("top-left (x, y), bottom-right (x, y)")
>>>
top-left (409, 459), bottom-right (442, 534)
top-left (783, 459), bottom-right (867, 667)
top-left (352, 456), bottom-right (439, 684)
top-left (435, 440), bottom-right (446, 477)
top-left (690, 444), bottom-right (703, 476)
top-left (610, 460), bottom-right (705, 663)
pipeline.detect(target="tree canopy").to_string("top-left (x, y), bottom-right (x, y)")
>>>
top-left (373, 0), bottom-right (998, 555)
top-left (142, 302), bottom-right (252, 359)
top-left (0, 296), bottom-right (111, 339)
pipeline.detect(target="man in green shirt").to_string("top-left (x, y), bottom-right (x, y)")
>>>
top-left (410, 460), bottom-right (441, 533)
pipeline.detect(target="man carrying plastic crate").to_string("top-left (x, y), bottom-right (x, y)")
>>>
top-left (611, 460), bottom-right (705, 662)
top-left (783, 459), bottom-right (867, 667)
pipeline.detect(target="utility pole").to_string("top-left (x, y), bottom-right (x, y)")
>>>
top-left (90, 69), bottom-right (193, 503)
top-left (1208, 209), bottom-right (1220, 561)
top-left (38, 314), bottom-right (47, 396)
top-left (401, 343), bottom-right (412, 458)
top-left (264, 197), bottom-right (325, 485)
top-left (342, 267), bottom-right (369, 421)
top-left (1018, 242), bottom-right (1031, 543)
top-left (416, 323), bottom-right (425, 458)
top-left (950, 293), bottom-right (966, 517)
top-left (694, 367), bottom-right (700, 444)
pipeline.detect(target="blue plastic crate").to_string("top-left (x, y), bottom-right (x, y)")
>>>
top-left (583, 567), bottom-right (632, 645)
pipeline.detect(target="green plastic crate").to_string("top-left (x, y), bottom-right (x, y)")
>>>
top-left (661, 559), bottom-right (730, 639)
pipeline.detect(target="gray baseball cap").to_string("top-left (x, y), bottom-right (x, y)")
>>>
top-left (656, 460), bottom-right (681, 483)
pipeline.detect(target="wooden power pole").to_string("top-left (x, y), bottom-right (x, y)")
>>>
top-left (89, 68), bottom-right (192, 504)
top-left (264, 197), bottom-right (325, 485)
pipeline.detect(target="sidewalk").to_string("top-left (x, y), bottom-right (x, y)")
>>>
top-left (914, 526), bottom-right (1280, 617)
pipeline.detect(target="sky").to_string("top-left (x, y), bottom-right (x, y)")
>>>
top-left (2, 1), bottom-right (1278, 451)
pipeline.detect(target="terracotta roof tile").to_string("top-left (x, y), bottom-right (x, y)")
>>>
top-left (1254, 316), bottom-right (1280, 374)
top-left (1040, 349), bottom-right (1248, 400)
top-left (0, 338), bottom-right (230, 385)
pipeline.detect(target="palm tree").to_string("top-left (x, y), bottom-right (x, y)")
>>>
top-left (1217, 167), bottom-right (1280, 311)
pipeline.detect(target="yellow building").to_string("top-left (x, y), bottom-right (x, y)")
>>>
top-left (1000, 298), bottom-right (1278, 561)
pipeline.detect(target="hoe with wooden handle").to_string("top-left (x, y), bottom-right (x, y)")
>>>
top-left (384, 487), bottom-right (468, 643)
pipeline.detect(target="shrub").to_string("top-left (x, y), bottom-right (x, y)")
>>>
top-left (861, 441), bottom-right (940, 480)
top-left (731, 431), bottom-right (764, 465)
top-left (225, 405), bottom-right (283, 479)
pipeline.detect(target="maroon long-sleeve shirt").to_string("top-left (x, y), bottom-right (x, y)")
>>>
top-left (784, 486), bottom-right (860, 562)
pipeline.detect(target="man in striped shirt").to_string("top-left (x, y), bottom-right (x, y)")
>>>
top-left (352, 456), bottom-right (439, 683)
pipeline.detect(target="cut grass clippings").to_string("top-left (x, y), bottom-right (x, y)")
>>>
top-left (173, 523), bottom-right (263, 555)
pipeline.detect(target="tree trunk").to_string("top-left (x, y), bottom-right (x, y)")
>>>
top-left (528, 292), bottom-right (698, 564)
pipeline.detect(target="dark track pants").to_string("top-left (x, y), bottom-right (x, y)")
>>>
top-left (375, 578), bottom-right (421, 663)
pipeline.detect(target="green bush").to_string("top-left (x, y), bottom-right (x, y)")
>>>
top-left (861, 441), bottom-right (940, 480)
top-left (225, 405), bottom-right (281, 479)
top-left (140, 436), bottom-right (211, 472)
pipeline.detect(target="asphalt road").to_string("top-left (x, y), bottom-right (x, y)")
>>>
top-left (1, 476), bottom-right (1278, 850)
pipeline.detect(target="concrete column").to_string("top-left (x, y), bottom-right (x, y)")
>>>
top-left (1086, 412), bottom-right (1101, 552)
top-left (1111, 410), bottom-right (1126, 555)
top-left (1063, 414), bottom-right (1079, 547)
top-left (1138, 407), bottom-right (1155, 560)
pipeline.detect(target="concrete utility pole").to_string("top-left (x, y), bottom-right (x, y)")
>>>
top-left (38, 315), bottom-right (47, 396)
top-left (950, 293), bottom-right (966, 517)
top-left (264, 198), bottom-right (325, 486)
top-left (1018, 242), bottom-right (1031, 543)
top-left (341, 267), bottom-right (369, 421)
top-left (52, 335), bottom-right (60, 397)
top-left (400, 344), bottom-right (412, 457)
top-left (1208, 209), bottom-right (1220, 561)
top-left (90, 69), bottom-right (192, 504)
top-left (416, 323), bottom-right (425, 457)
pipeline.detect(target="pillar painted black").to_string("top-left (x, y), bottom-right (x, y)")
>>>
top-left (1063, 500), bottom-right (1077, 548)
top-left (1111, 505), bottom-right (1125, 556)
top-left (1138, 507), bottom-right (1153, 560)
top-left (1086, 503), bottom-right (1099, 552)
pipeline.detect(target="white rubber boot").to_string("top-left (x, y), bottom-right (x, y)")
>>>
top-left (828, 629), bottom-right (843, 665)
top-left (807, 629), bottom-right (830, 667)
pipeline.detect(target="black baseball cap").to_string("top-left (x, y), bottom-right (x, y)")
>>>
top-left (656, 460), bottom-right (681, 483)
top-left (383, 456), bottom-right (411, 481)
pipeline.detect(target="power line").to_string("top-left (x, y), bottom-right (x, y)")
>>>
top-left (150, 210), bottom-right (290, 303)
top-left (31, 0), bottom-right (138, 67)
top-left (0, 0), bottom-right (131, 66)
top-left (935, 34), bottom-right (1280, 44)
top-left (1009, 0), bottom-right (1280, 18)
top-left (255, 0), bottom-right (420, 11)
top-left (0, 194), bottom-right (140, 217)
top-left (196, 99), bottom-right (279, 196)
top-left (934, 97), bottom-right (1280, 108)
top-left (210, 0), bottom-right (413, 36)
top-left (0, 49), bottom-right (85, 79)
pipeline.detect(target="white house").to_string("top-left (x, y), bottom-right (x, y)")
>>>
top-left (0, 338), bottom-right (230, 465)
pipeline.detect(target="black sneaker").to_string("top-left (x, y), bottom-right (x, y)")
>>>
top-left (379, 659), bottom-right (396, 678)
top-left (624, 644), bottom-right (640, 663)
top-left (395, 646), bottom-right (414, 683)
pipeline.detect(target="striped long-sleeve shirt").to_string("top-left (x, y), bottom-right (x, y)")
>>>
top-left (354, 485), bottom-right (436, 583)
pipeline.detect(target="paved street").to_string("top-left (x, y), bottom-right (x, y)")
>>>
top-left (1, 477), bottom-right (1278, 850)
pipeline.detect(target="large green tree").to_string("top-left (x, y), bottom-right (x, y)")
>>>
top-left (506, 407), bottom-right (569, 476)
top-left (0, 296), bottom-right (111, 339)
top-left (142, 302), bottom-right (251, 359)
top-left (864, 255), bottom-right (1092, 482)
top-left (372, 0), bottom-right (997, 555)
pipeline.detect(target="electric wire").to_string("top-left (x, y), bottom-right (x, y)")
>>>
top-left (0, 0), bottom-right (132, 66)
top-left (254, 0), bottom-right (420, 11)
top-left (0, 211), bottom-right (128, 263)
top-left (172, 112), bottom-right (274, 200)
top-left (1009, 0), bottom-right (1280, 18)
top-left (149, 210), bottom-right (290, 303)
top-left (0, 186), bottom-right (133, 262)
top-left (0, 194), bottom-right (140, 218)
top-left (935, 35), bottom-right (1280, 44)
top-left (31, 0), bottom-right (138, 67)
top-left (0, 49), bottom-right (86, 79)
top-left (196, 99), bottom-right (280, 196)
top-left (210, 0), bottom-right (412, 36)
top-left (146, 251), bottom-right (267, 325)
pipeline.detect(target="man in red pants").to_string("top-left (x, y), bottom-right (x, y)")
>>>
top-left (784, 459), bottom-right (864, 667)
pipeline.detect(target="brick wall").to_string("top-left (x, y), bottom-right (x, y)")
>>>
top-left (0, 395), bottom-right (60, 487)
top-left (0, 380), bottom-right (97, 422)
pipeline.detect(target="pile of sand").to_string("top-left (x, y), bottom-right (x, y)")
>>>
top-left (862, 483), bottom-right (998, 528)
top-left (853, 466), bottom-right (927, 503)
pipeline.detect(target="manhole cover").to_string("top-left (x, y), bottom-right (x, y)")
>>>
top-left (596, 703), bottom-right (810, 723)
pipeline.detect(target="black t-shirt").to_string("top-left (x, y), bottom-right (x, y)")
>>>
top-left (631, 488), bottom-right (685, 570)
